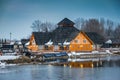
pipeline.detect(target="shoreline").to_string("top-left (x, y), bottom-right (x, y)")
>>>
top-left (1, 54), bottom-right (119, 68)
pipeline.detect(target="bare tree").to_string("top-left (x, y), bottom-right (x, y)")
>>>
top-left (31, 20), bottom-right (42, 32)
top-left (41, 22), bottom-right (55, 32)
top-left (105, 20), bottom-right (114, 39)
top-left (40, 23), bottom-right (48, 32)
top-left (114, 24), bottom-right (120, 39)
top-left (99, 18), bottom-right (106, 37)
top-left (82, 19), bottom-right (105, 36)
top-left (31, 20), bottom-right (56, 32)
top-left (74, 18), bottom-right (85, 30)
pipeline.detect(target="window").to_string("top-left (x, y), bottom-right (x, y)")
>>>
top-left (74, 40), bottom-right (78, 43)
top-left (32, 40), bottom-right (35, 44)
top-left (83, 39), bottom-right (86, 43)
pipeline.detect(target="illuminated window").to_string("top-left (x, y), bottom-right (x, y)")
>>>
top-left (80, 45), bottom-right (83, 47)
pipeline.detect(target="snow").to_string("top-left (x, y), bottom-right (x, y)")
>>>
top-left (25, 41), bottom-right (30, 46)
top-left (68, 52), bottom-right (92, 56)
top-left (68, 58), bottom-right (99, 62)
top-left (68, 51), bottom-right (109, 57)
top-left (92, 51), bottom-right (99, 54)
top-left (18, 41), bottom-right (22, 45)
top-left (0, 55), bottom-right (20, 60)
top-left (45, 40), bottom-right (53, 45)
top-left (63, 41), bottom-right (70, 45)
top-left (10, 41), bottom-right (15, 45)
top-left (106, 50), bottom-right (112, 54)
top-left (105, 39), bottom-right (112, 44)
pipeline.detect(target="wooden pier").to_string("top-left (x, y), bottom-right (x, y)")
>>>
top-left (47, 54), bottom-right (120, 68)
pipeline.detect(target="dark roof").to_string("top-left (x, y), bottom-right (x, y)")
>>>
top-left (43, 52), bottom-right (68, 58)
top-left (21, 39), bottom-right (29, 44)
top-left (32, 18), bottom-right (105, 45)
top-left (33, 32), bottom-right (52, 45)
top-left (85, 32), bottom-right (105, 44)
top-left (1, 45), bottom-right (14, 49)
top-left (111, 38), bottom-right (120, 44)
top-left (57, 18), bottom-right (74, 26)
top-left (33, 31), bottom-right (105, 45)
top-left (32, 26), bottom-right (79, 45)
top-left (52, 26), bottom-right (79, 45)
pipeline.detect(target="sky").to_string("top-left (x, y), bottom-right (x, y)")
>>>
top-left (0, 0), bottom-right (120, 40)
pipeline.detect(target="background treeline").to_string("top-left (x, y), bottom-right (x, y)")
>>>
top-left (31, 18), bottom-right (120, 40)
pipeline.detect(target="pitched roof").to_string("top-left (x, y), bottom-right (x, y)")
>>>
top-left (32, 18), bottom-right (105, 45)
top-left (111, 38), bottom-right (120, 44)
top-left (85, 32), bottom-right (105, 44)
top-left (32, 18), bottom-right (78, 45)
top-left (52, 26), bottom-right (79, 45)
top-left (21, 39), bottom-right (29, 44)
top-left (57, 18), bottom-right (74, 26)
top-left (32, 31), bottom-right (105, 45)
top-left (33, 32), bottom-right (52, 45)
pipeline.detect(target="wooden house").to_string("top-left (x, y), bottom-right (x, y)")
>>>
top-left (28, 32), bottom-right (53, 51)
top-left (69, 31), bottom-right (93, 52)
top-left (51, 18), bottom-right (79, 51)
top-left (28, 18), bottom-right (105, 52)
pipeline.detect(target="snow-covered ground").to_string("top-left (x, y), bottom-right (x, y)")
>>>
top-left (0, 55), bottom-right (20, 60)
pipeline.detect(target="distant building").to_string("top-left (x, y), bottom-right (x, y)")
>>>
top-left (21, 39), bottom-right (29, 51)
top-left (28, 18), bottom-right (105, 52)
top-left (1, 44), bottom-right (14, 53)
top-left (103, 39), bottom-right (120, 48)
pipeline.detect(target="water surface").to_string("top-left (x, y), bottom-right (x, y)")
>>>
top-left (0, 64), bottom-right (120, 80)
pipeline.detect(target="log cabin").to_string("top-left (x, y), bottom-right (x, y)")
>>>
top-left (28, 18), bottom-right (104, 52)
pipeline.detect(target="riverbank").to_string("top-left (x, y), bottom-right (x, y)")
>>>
top-left (1, 53), bottom-right (119, 68)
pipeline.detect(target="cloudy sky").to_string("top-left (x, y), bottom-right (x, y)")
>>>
top-left (0, 0), bottom-right (120, 40)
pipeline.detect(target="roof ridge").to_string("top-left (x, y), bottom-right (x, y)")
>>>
top-left (57, 18), bottom-right (74, 26)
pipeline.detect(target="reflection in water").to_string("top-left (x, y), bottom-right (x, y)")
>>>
top-left (0, 65), bottom-right (120, 80)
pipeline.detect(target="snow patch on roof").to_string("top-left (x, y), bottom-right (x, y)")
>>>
top-left (45, 40), bottom-right (53, 45)
top-left (105, 39), bottom-right (112, 44)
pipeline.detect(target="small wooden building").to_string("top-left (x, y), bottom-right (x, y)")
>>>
top-left (28, 32), bottom-right (53, 51)
top-left (28, 18), bottom-right (104, 52)
top-left (69, 31), bottom-right (93, 52)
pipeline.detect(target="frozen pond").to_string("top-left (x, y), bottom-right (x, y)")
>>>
top-left (0, 64), bottom-right (120, 80)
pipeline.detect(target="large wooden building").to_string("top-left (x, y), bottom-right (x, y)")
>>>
top-left (28, 18), bottom-right (104, 52)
